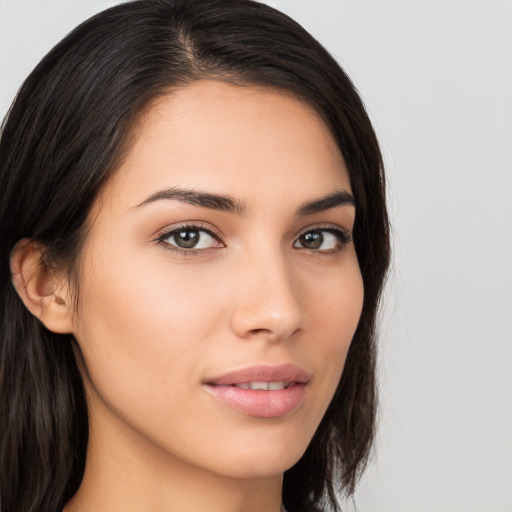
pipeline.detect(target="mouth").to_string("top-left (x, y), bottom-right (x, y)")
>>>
top-left (204, 364), bottom-right (309, 418)
top-left (224, 381), bottom-right (293, 390)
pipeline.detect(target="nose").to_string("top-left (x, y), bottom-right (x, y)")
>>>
top-left (229, 249), bottom-right (305, 342)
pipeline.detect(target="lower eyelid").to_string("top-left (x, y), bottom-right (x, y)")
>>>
top-left (293, 227), bottom-right (351, 252)
top-left (153, 226), bottom-right (224, 256)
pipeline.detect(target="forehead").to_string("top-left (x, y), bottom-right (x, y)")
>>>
top-left (98, 80), bottom-right (350, 213)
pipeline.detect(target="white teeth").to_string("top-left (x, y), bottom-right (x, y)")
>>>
top-left (234, 381), bottom-right (287, 390)
top-left (268, 381), bottom-right (286, 390)
top-left (250, 381), bottom-right (269, 390)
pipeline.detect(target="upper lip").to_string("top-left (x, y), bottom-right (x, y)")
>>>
top-left (205, 363), bottom-right (310, 386)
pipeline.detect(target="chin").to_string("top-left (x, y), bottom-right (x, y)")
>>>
top-left (204, 431), bottom-right (312, 479)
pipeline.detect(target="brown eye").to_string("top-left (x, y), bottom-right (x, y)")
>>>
top-left (174, 229), bottom-right (200, 248)
top-left (294, 229), bottom-right (348, 251)
top-left (299, 231), bottom-right (324, 249)
top-left (159, 226), bottom-right (221, 251)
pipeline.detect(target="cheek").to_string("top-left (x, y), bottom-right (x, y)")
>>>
top-left (72, 252), bottom-right (227, 415)
top-left (309, 255), bottom-right (364, 349)
top-left (322, 267), bottom-right (363, 372)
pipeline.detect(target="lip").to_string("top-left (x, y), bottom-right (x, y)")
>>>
top-left (204, 364), bottom-right (309, 418)
top-left (206, 363), bottom-right (310, 386)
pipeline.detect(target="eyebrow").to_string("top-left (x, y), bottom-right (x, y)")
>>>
top-left (135, 187), bottom-right (247, 215)
top-left (296, 190), bottom-right (356, 216)
top-left (135, 187), bottom-right (355, 216)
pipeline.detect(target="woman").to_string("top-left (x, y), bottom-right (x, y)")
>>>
top-left (0, 1), bottom-right (390, 511)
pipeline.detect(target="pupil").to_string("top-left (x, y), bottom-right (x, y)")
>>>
top-left (301, 231), bottom-right (323, 249)
top-left (176, 230), bottom-right (199, 248)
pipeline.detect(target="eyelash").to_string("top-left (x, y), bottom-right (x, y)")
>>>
top-left (154, 223), bottom-right (223, 256)
top-left (154, 223), bottom-right (351, 256)
top-left (294, 225), bottom-right (352, 255)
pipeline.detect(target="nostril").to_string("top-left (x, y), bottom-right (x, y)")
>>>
top-left (248, 328), bottom-right (271, 335)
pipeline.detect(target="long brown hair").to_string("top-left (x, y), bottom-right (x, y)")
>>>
top-left (0, 1), bottom-right (390, 511)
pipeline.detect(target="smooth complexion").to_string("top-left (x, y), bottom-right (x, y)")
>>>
top-left (52, 81), bottom-right (364, 512)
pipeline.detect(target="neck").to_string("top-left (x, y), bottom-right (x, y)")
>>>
top-left (64, 392), bottom-right (284, 512)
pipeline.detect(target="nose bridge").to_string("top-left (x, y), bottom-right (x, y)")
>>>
top-left (229, 242), bottom-right (304, 340)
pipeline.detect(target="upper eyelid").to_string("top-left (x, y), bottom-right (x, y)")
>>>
top-left (154, 222), bottom-right (223, 242)
top-left (154, 224), bottom-right (225, 255)
top-left (297, 223), bottom-right (351, 237)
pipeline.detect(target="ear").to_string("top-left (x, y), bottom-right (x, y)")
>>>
top-left (10, 238), bottom-right (74, 334)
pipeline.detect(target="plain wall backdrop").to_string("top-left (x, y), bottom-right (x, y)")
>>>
top-left (1, 1), bottom-right (511, 511)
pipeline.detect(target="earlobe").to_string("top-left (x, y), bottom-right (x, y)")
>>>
top-left (10, 238), bottom-right (74, 334)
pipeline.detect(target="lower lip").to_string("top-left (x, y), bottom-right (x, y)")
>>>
top-left (204, 384), bottom-right (307, 418)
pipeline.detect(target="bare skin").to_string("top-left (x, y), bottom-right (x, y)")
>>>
top-left (12, 81), bottom-right (363, 512)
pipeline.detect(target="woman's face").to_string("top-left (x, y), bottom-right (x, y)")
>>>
top-left (71, 80), bottom-right (364, 480)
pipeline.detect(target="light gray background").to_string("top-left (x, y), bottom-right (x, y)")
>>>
top-left (1, 1), bottom-right (511, 511)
